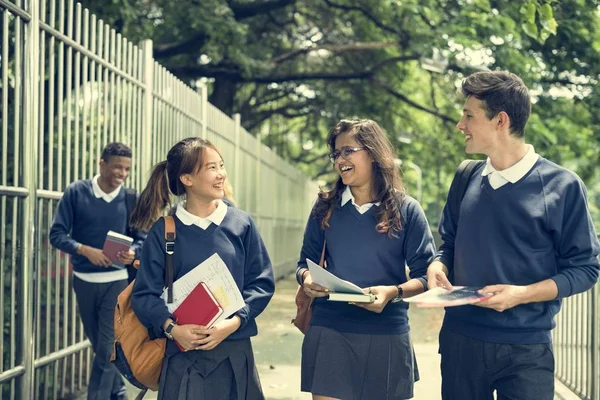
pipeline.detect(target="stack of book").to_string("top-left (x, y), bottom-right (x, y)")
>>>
top-left (102, 230), bottom-right (134, 268)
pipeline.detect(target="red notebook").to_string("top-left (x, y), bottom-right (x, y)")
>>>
top-left (173, 282), bottom-right (224, 351)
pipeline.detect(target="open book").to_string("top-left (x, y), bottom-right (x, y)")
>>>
top-left (306, 259), bottom-right (375, 304)
top-left (102, 230), bottom-right (133, 268)
top-left (403, 286), bottom-right (492, 308)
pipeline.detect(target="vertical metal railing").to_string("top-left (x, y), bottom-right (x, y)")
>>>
top-left (0, 0), bottom-right (318, 398)
top-left (553, 235), bottom-right (600, 400)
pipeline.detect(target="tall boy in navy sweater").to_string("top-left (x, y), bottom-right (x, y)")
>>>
top-left (50, 142), bottom-right (146, 400)
top-left (428, 71), bottom-right (600, 400)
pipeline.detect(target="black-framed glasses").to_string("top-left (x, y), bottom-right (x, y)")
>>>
top-left (329, 147), bottom-right (366, 163)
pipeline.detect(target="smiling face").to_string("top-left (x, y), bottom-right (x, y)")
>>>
top-left (334, 133), bottom-right (373, 189)
top-left (456, 96), bottom-right (501, 155)
top-left (180, 147), bottom-right (226, 203)
top-left (99, 156), bottom-right (131, 191)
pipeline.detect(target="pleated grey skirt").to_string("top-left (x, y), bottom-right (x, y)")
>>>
top-left (301, 325), bottom-right (420, 400)
top-left (157, 338), bottom-right (264, 400)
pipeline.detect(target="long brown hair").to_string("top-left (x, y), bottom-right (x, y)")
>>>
top-left (130, 137), bottom-right (222, 231)
top-left (313, 119), bottom-right (405, 235)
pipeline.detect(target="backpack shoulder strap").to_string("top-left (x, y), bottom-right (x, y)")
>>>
top-left (124, 188), bottom-right (137, 235)
top-left (163, 216), bottom-right (176, 304)
top-left (449, 160), bottom-right (483, 226)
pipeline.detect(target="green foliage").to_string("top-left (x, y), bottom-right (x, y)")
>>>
top-left (73, 0), bottom-right (600, 224)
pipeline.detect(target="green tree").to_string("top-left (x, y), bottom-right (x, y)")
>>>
top-left (73, 0), bottom-right (600, 223)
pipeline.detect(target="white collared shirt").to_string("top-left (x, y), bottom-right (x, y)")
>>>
top-left (481, 144), bottom-right (540, 189)
top-left (176, 200), bottom-right (228, 230)
top-left (341, 186), bottom-right (381, 214)
top-left (92, 174), bottom-right (122, 202)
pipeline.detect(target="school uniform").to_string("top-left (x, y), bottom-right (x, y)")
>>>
top-left (49, 176), bottom-right (146, 400)
top-left (131, 201), bottom-right (275, 400)
top-left (436, 149), bottom-right (600, 399)
top-left (297, 187), bottom-right (436, 400)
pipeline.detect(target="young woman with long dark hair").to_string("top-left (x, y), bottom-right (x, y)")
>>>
top-left (297, 119), bottom-right (436, 400)
top-left (130, 137), bottom-right (274, 399)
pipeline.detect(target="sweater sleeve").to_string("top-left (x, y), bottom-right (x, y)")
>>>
top-left (548, 175), bottom-right (600, 298)
top-left (233, 217), bottom-right (275, 330)
top-left (403, 198), bottom-right (436, 289)
top-left (435, 186), bottom-right (458, 274)
top-left (131, 220), bottom-right (173, 338)
top-left (129, 228), bottom-right (147, 260)
top-left (297, 208), bottom-right (326, 284)
top-left (128, 192), bottom-right (147, 259)
top-left (49, 184), bottom-right (80, 255)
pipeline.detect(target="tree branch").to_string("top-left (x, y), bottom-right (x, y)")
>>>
top-left (323, 0), bottom-right (400, 35)
top-left (371, 77), bottom-right (455, 123)
top-left (248, 54), bottom-right (420, 83)
top-left (230, 0), bottom-right (296, 20)
top-left (272, 41), bottom-right (401, 64)
top-left (154, 32), bottom-right (208, 59)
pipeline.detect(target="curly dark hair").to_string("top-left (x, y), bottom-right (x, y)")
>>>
top-left (312, 119), bottom-right (405, 236)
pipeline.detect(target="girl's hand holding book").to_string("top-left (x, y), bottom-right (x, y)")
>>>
top-left (171, 324), bottom-right (208, 352)
top-left (351, 285), bottom-right (396, 313)
top-left (302, 273), bottom-right (329, 298)
top-left (193, 316), bottom-right (242, 351)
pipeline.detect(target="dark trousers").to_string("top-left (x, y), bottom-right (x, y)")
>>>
top-left (73, 276), bottom-right (128, 400)
top-left (439, 328), bottom-right (555, 400)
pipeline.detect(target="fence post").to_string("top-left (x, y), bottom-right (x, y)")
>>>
top-left (233, 113), bottom-right (241, 200)
top-left (255, 133), bottom-right (261, 226)
top-left (21, 0), bottom-right (41, 397)
top-left (198, 81), bottom-right (208, 139)
top-left (591, 281), bottom-right (599, 400)
top-left (140, 40), bottom-right (153, 182)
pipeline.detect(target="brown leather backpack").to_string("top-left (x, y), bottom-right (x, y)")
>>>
top-left (111, 216), bottom-right (176, 397)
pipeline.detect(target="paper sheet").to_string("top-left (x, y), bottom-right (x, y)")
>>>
top-left (306, 258), bottom-right (364, 294)
top-left (162, 253), bottom-right (245, 324)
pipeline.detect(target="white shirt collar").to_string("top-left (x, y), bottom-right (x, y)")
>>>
top-left (341, 186), bottom-right (381, 211)
top-left (176, 200), bottom-right (228, 230)
top-left (91, 174), bottom-right (122, 202)
top-left (481, 144), bottom-right (540, 183)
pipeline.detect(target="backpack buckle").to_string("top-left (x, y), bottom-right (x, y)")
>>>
top-left (165, 241), bottom-right (175, 255)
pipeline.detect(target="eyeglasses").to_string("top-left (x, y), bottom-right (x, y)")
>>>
top-left (328, 147), bottom-right (366, 163)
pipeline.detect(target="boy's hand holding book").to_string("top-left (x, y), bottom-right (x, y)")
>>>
top-left (102, 230), bottom-right (134, 268)
top-left (77, 245), bottom-right (112, 267)
top-left (117, 249), bottom-right (135, 265)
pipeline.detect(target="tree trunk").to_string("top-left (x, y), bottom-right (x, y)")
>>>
top-left (209, 77), bottom-right (237, 116)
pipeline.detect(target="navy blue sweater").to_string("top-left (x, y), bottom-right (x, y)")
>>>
top-left (49, 180), bottom-right (146, 274)
top-left (297, 195), bottom-right (436, 334)
top-left (131, 207), bottom-right (275, 340)
top-left (437, 158), bottom-right (600, 344)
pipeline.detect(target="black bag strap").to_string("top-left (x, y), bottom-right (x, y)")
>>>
top-left (449, 160), bottom-right (483, 226)
top-left (124, 188), bottom-right (137, 236)
top-left (163, 216), bottom-right (176, 304)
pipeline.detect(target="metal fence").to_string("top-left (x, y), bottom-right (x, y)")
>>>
top-left (553, 240), bottom-right (600, 400)
top-left (0, 0), bottom-right (318, 398)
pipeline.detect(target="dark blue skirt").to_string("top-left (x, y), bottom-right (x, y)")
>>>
top-left (157, 338), bottom-right (264, 400)
top-left (301, 325), bottom-right (420, 400)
